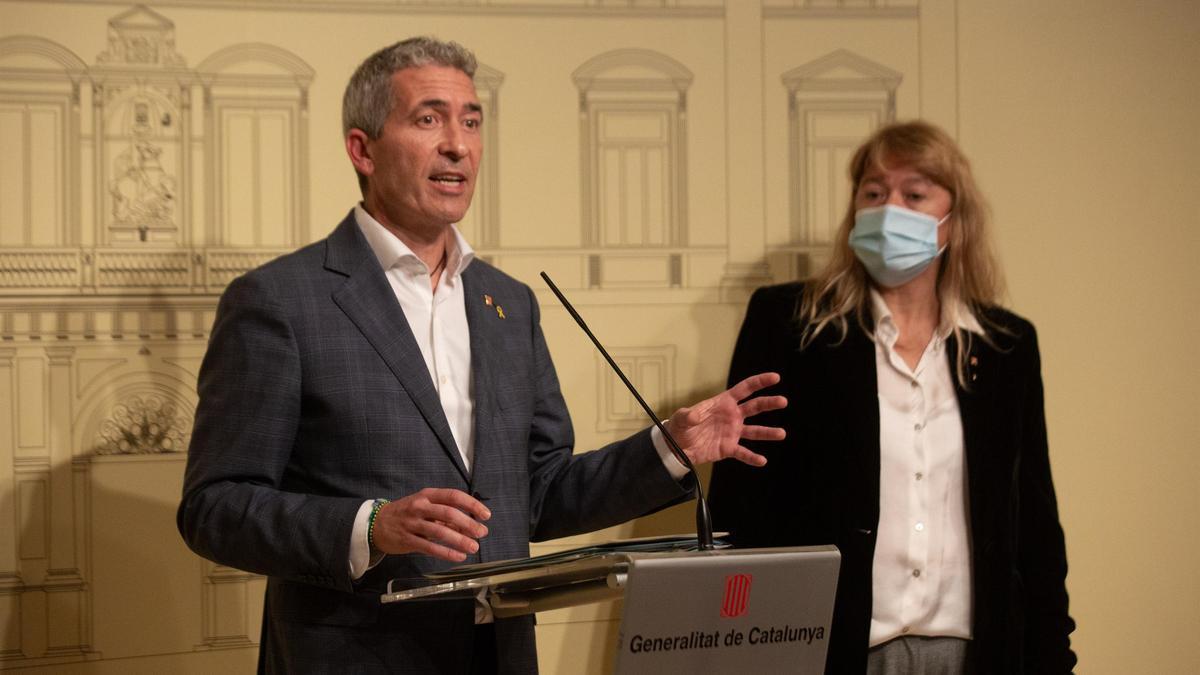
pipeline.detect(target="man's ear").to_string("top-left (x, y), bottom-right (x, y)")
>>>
top-left (345, 128), bottom-right (373, 177)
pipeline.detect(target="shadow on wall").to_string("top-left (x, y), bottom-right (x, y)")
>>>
top-left (11, 452), bottom-right (204, 665)
top-left (84, 452), bottom-right (201, 659)
top-left (61, 452), bottom-right (261, 673)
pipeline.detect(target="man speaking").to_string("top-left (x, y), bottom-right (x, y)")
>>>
top-left (177, 36), bottom-right (785, 673)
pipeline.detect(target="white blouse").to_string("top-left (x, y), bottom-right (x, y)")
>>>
top-left (868, 289), bottom-right (982, 647)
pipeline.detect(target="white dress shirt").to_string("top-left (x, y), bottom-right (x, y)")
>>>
top-left (348, 204), bottom-right (476, 579)
top-left (867, 289), bottom-right (982, 647)
top-left (346, 205), bottom-right (687, 582)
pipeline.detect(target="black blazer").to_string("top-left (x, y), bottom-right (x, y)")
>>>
top-left (709, 282), bottom-right (1076, 674)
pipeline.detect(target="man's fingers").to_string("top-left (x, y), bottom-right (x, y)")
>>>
top-left (730, 445), bottom-right (768, 467)
top-left (410, 518), bottom-right (482, 556)
top-left (421, 487), bottom-right (491, 521)
top-left (373, 510), bottom-right (481, 559)
top-left (741, 424), bottom-right (786, 441)
top-left (727, 372), bottom-right (781, 401)
top-left (738, 394), bottom-right (787, 417)
top-left (424, 502), bottom-right (489, 539)
top-left (398, 531), bottom-right (471, 563)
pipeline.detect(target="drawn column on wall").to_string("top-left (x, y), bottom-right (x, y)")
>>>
top-left (783, 49), bottom-right (900, 275)
top-left (456, 62), bottom-right (503, 250)
top-left (0, 348), bottom-right (17, 658)
top-left (44, 345), bottom-right (87, 658)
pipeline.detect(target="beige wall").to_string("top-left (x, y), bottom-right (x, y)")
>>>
top-left (957, 2), bottom-right (1200, 672)
top-left (0, 0), bottom-right (1195, 673)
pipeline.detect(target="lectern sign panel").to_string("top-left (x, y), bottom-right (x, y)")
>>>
top-left (615, 547), bottom-right (839, 675)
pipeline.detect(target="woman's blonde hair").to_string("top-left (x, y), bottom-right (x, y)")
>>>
top-left (797, 120), bottom-right (1006, 385)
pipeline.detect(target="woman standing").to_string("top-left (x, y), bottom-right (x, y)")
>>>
top-left (709, 121), bottom-right (1075, 674)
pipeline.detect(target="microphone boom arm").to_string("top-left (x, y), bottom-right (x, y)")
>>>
top-left (539, 272), bottom-right (715, 551)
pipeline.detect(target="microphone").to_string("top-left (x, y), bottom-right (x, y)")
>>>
top-left (539, 271), bottom-right (715, 551)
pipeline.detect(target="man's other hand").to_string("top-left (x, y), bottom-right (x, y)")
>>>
top-left (664, 372), bottom-right (787, 468)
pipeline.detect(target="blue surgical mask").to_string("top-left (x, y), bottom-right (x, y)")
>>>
top-left (849, 205), bottom-right (949, 287)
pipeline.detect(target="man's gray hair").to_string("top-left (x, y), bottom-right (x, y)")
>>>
top-left (342, 36), bottom-right (477, 140)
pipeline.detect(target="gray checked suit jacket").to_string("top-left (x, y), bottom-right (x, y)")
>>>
top-left (177, 211), bottom-right (692, 673)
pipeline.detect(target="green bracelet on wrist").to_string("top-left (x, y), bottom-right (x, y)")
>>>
top-left (367, 498), bottom-right (389, 552)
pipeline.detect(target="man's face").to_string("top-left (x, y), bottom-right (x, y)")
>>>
top-left (350, 65), bottom-right (483, 236)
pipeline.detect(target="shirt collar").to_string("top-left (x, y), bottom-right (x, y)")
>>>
top-left (868, 287), bottom-right (984, 346)
top-left (353, 203), bottom-right (475, 280)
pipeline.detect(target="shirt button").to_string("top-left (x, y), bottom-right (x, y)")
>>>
top-left (901, 626), bottom-right (910, 634)
top-left (912, 569), bottom-right (921, 578)
top-left (914, 422), bottom-right (924, 431)
top-left (914, 522), bottom-right (925, 532)
top-left (915, 472), bottom-right (923, 481)
top-left (910, 380), bottom-right (919, 388)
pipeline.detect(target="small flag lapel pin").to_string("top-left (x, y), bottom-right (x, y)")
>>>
top-left (483, 294), bottom-right (493, 306)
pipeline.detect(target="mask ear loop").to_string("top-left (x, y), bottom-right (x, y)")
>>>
top-left (935, 211), bottom-right (951, 256)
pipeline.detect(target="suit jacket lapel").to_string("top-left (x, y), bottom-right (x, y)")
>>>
top-left (324, 214), bottom-right (469, 483)
top-left (461, 268), bottom-right (499, 491)
top-left (948, 331), bottom-right (997, 544)
top-left (818, 321), bottom-right (881, 532)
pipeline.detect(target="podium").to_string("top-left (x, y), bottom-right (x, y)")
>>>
top-left (382, 537), bottom-right (840, 674)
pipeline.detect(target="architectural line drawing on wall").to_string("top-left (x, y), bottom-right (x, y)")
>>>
top-left (0, 36), bottom-right (88, 249)
top-left (91, 391), bottom-right (190, 455)
top-left (762, 0), bottom-right (919, 19)
top-left (196, 42), bottom-right (314, 249)
top-left (0, 0), bottom-right (961, 667)
top-left (93, 5), bottom-right (190, 247)
top-left (458, 63), bottom-right (503, 249)
top-left (595, 345), bottom-right (676, 433)
top-left (0, 5), bottom-right (313, 665)
top-left (573, 48), bottom-right (692, 250)
top-left (782, 49), bottom-right (900, 276)
top-left (0, 6), bottom-right (316, 295)
top-left (44, 0), bottom-right (728, 18)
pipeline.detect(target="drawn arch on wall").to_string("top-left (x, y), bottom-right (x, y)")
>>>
top-left (74, 370), bottom-right (197, 456)
top-left (196, 42), bottom-right (314, 249)
top-left (783, 49), bottom-right (902, 256)
top-left (573, 49), bottom-right (692, 249)
top-left (0, 35), bottom-right (88, 248)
